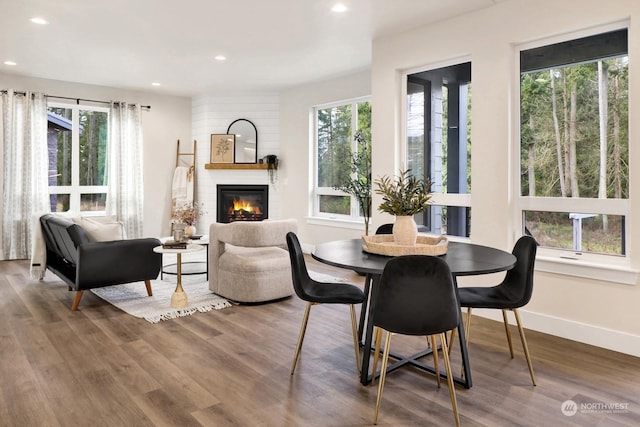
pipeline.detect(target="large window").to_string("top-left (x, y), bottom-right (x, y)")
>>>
top-left (406, 62), bottom-right (472, 237)
top-left (518, 28), bottom-right (628, 260)
top-left (47, 103), bottom-right (109, 213)
top-left (314, 97), bottom-right (371, 221)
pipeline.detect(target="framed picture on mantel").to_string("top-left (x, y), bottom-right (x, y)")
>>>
top-left (210, 134), bottom-right (235, 164)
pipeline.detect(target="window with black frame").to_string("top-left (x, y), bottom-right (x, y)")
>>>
top-left (406, 62), bottom-right (472, 237)
top-left (519, 28), bottom-right (628, 257)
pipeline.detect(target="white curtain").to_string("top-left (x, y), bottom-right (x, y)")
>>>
top-left (106, 102), bottom-right (144, 238)
top-left (1, 90), bottom-right (50, 260)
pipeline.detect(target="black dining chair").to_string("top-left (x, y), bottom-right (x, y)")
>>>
top-left (286, 232), bottom-right (366, 375)
top-left (370, 255), bottom-right (460, 426)
top-left (374, 223), bottom-right (394, 235)
top-left (358, 223), bottom-right (395, 342)
top-left (456, 235), bottom-right (537, 386)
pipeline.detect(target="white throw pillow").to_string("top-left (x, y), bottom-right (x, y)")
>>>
top-left (73, 217), bottom-right (125, 242)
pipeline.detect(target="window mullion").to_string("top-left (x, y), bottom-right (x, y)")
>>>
top-left (350, 101), bottom-right (359, 217)
top-left (70, 108), bottom-right (80, 212)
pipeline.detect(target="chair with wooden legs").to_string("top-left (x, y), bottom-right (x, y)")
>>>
top-left (455, 235), bottom-right (538, 386)
top-left (286, 232), bottom-right (366, 375)
top-left (358, 223), bottom-right (394, 343)
top-left (370, 255), bottom-right (461, 426)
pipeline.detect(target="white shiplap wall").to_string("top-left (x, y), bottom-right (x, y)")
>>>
top-left (191, 94), bottom-right (281, 230)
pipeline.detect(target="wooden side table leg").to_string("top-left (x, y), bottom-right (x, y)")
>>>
top-left (171, 253), bottom-right (188, 308)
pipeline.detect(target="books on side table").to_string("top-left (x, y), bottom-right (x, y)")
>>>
top-left (162, 240), bottom-right (188, 249)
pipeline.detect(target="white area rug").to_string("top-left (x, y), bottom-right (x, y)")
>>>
top-left (91, 271), bottom-right (345, 323)
top-left (91, 279), bottom-right (231, 323)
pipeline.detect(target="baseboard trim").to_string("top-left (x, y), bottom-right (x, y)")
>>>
top-left (471, 308), bottom-right (640, 357)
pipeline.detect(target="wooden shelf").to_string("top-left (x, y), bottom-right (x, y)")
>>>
top-left (204, 163), bottom-right (274, 170)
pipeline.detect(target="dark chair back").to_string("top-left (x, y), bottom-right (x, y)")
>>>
top-left (373, 255), bottom-right (459, 336)
top-left (375, 223), bottom-right (394, 235)
top-left (501, 235), bottom-right (537, 308)
top-left (286, 231), bottom-right (315, 301)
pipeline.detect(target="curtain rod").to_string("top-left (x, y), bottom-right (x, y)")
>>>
top-left (1, 90), bottom-right (151, 110)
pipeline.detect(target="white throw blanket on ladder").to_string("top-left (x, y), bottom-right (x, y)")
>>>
top-left (172, 166), bottom-right (194, 207)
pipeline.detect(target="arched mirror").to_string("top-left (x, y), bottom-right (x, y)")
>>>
top-left (227, 118), bottom-right (258, 164)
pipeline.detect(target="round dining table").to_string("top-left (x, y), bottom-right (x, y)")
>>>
top-left (312, 238), bottom-right (516, 388)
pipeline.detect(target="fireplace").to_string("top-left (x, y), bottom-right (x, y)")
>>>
top-left (217, 185), bottom-right (269, 223)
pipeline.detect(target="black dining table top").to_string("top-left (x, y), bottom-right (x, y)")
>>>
top-left (312, 238), bottom-right (516, 277)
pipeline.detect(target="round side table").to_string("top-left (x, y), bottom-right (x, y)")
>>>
top-left (160, 236), bottom-right (209, 280)
top-left (153, 244), bottom-right (204, 308)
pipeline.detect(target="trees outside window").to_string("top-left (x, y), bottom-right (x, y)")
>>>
top-left (518, 28), bottom-right (628, 257)
top-left (47, 103), bottom-right (108, 213)
top-left (314, 98), bottom-right (371, 222)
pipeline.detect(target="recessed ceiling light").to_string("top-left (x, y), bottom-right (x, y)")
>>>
top-left (4, 60), bottom-right (17, 66)
top-left (151, 82), bottom-right (161, 87)
top-left (214, 55), bottom-right (227, 61)
top-left (331, 3), bottom-right (348, 13)
top-left (29, 17), bottom-right (48, 25)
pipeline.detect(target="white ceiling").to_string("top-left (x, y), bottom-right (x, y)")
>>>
top-left (0, 0), bottom-right (505, 97)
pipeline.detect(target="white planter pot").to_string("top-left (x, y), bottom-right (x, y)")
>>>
top-left (393, 215), bottom-right (418, 246)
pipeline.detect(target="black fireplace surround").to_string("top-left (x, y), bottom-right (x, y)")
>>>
top-left (217, 184), bottom-right (269, 223)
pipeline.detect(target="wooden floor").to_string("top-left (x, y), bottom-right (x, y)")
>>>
top-left (1, 257), bottom-right (639, 427)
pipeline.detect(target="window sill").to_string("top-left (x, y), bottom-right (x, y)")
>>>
top-left (536, 255), bottom-right (638, 285)
top-left (306, 216), bottom-right (365, 231)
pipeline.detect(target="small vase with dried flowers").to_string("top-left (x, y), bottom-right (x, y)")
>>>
top-left (172, 202), bottom-right (205, 237)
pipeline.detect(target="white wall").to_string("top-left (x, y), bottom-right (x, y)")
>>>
top-left (191, 94), bottom-right (281, 231)
top-left (372, 0), bottom-right (640, 355)
top-left (279, 70), bottom-right (372, 246)
top-left (0, 72), bottom-right (192, 239)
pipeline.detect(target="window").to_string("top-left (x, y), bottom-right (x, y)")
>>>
top-left (47, 103), bottom-right (109, 213)
top-left (406, 62), bottom-right (472, 237)
top-left (314, 97), bottom-right (371, 221)
top-left (518, 28), bottom-right (628, 261)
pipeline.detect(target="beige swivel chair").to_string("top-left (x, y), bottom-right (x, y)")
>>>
top-left (209, 219), bottom-right (298, 303)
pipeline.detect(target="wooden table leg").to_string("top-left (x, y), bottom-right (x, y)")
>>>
top-left (171, 252), bottom-right (188, 308)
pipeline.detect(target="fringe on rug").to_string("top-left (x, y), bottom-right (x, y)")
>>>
top-left (144, 300), bottom-right (232, 323)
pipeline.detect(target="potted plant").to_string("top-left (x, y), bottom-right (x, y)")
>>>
top-left (172, 202), bottom-right (205, 237)
top-left (374, 169), bottom-right (431, 245)
top-left (334, 131), bottom-right (372, 235)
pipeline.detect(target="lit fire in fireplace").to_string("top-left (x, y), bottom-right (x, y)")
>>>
top-left (231, 198), bottom-right (261, 214)
top-left (227, 197), bottom-right (263, 221)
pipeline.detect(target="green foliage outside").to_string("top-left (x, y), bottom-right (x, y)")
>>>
top-left (521, 58), bottom-right (628, 198)
top-left (521, 56), bottom-right (628, 254)
top-left (48, 107), bottom-right (108, 187)
top-left (317, 101), bottom-right (372, 222)
top-left (333, 131), bottom-right (372, 233)
top-left (48, 106), bottom-right (108, 211)
top-left (526, 212), bottom-right (624, 255)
